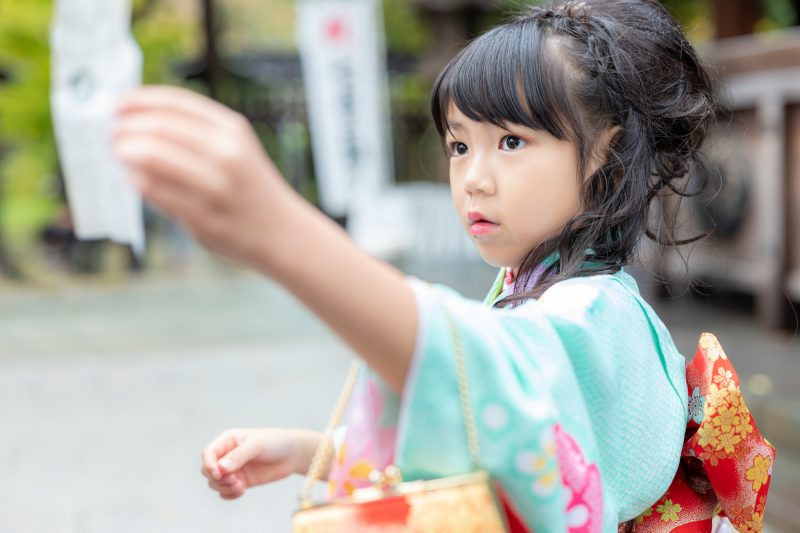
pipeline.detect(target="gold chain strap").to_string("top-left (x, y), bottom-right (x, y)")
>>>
top-left (299, 359), bottom-right (362, 508)
top-left (298, 305), bottom-right (481, 508)
top-left (444, 306), bottom-right (482, 466)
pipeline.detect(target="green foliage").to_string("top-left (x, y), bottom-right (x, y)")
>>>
top-left (661, 0), bottom-right (714, 41)
top-left (662, 0), bottom-right (712, 25)
top-left (217, 0), bottom-right (296, 53)
top-left (663, 0), bottom-right (797, 37)
top-left (477, 0), bottom-right (541, 32)
top-left (383, 0), bottom-right (431, 55)
top-left (759, 0), bottom-right (798, 31)
top-left (0, 0), bottom-right (56, 198)
top-left (213, 0), bottom-right (432, 55)
top-left (132, 0), bottom-right (200, 84)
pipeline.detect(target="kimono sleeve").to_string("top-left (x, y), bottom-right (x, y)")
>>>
top-left (390, 277), bottom-right (687, 533)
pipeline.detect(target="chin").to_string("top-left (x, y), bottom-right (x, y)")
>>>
top-left (475, 248), bottom-right (514, 270)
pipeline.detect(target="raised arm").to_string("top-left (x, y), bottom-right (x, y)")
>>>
top-left (113, 86), bottom-right (417, 393)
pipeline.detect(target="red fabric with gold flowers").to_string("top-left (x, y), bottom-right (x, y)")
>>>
top-left (630, 333), bottom-right (776, 532)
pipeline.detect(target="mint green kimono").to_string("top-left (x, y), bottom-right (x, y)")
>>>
top-left (328, 270), bottom-right (688, 532)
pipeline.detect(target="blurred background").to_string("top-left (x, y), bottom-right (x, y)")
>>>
top-left (1, 0), bottom-right (799, 531)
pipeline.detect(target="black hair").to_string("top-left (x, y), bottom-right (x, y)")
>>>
top-left (431, 0), bottom-right (716, 304)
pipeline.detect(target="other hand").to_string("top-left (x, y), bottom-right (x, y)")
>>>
top-left (201, 427), bottom-right (321, 500)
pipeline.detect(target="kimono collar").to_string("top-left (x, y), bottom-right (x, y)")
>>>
top-left (484, 254), bottom-right (558, 307)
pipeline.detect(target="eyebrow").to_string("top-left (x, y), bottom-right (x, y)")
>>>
top-left (448, 121), bottom-right (519, 133)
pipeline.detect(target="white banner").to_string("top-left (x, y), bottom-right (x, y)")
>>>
top-left (51, 0), bottom-right (144, 253)
top-left (296, 0), bottom-right (393, 218)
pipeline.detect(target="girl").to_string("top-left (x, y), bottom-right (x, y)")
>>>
top-left (112, 0), bottom-right (769, 530)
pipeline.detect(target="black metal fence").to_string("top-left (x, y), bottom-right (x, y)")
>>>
top-left (206, 51), bottom-right (446, 206)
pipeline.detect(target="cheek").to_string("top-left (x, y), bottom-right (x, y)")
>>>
top-left (540, 180), bottom-right (580, 224)
top-left (449, 165), bottom-right (463, 205)
top-left (513, 162), bottom-right (581, 233)
top-left (450, 185), bottom-right (460, 212)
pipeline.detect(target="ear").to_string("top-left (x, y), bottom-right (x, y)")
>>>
top-left (587, 125), bottom-right (622, 177)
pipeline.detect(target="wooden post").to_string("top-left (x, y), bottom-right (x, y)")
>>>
top-left (200, 0), bottom-right (222, 99)
top-left (410, 0), bottom-right (500, 79)
top-left (757, 95), bottom-right (788, 328)
top-left (712, 0), bottom-right (762, 39)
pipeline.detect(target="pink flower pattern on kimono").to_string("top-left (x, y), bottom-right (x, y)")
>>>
top-left (555, 424), bottom-right (603, 532)
top-left (327, 374), bottom-right (398, 498)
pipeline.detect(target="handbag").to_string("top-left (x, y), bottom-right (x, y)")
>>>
top-left (292, 308), bottom-right (510, 532)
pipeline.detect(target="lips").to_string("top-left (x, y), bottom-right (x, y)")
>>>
top-left (467, 211), bottom-right (499, 236)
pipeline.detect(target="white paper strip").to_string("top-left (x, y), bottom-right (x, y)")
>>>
top-left (50, 0), bottom-right (144, 254)
top-left (296, 0), bottom-right (394, 218)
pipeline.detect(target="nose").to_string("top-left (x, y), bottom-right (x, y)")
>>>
top-left (462, 154), bottom-right (495, 196)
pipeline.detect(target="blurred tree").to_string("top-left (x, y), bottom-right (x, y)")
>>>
top-left (0, 65), bottom-right (13, 276)
top-left (0, 0), bottom-right (54, 276)
top-left (384, 0), bottom-right (432, 55)
top-left (665, 0), bottom-right (797, 39)
top-left (759, 0), bottom-right (799, 31)
top-left (661, 0), bottom-right (714, 40)
top-left (207, 0), bottom-right (431, 56)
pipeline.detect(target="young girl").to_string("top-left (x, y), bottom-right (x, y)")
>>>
top-left (112, 0), bottom-right (770, 530)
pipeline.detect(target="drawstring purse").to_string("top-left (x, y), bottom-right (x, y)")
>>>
top-left (291, 309), bottom-right (510, 532)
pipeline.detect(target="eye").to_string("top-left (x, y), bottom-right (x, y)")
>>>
top-left (449, 142), bottom-right (469, 156)
top-left (500, 135), bottom-right (526, 151)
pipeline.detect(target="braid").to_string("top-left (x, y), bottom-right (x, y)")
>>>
top-left (530, 0), bottom-right (593, 21)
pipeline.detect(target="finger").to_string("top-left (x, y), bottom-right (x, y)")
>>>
top-left (200, 464), bottom-right (237, 483)
top-left (114, 136), bottom-right (227, 199)
top-left (128, 170), bottom-right (206, 228)
top-left (208, 478), bottom-right (245, 499)
top-left (200, 465), bottom-right (215, 481)
top-left (117, 86), bottom-right (241, 129)
top-left (113, 111), bottom-right (221, 162)
top-left (202, 430), bottom-right (241, 481)
top-left (218, 474), bottom-right (240, 486)
top-left (114, 113), bottom-right (253, 188)
top-left (218, 439), bottom-right (263, 476)
top-left (220, 489), bottom-right (244, 500)
top-left (207, 474), bottom-right (241, 492)
top-left (208, 480), bottom-right (247, 499)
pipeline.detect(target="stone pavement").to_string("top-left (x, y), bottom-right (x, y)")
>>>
top-left (0, 263), bottom-right (796, 532)
top-left (0, 274), bottom-right (352, 533)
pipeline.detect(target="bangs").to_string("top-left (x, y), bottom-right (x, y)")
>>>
top-left (431, 17), bottom-right (577, 142)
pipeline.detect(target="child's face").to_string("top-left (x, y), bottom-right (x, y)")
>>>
top-left (446, 104), bottom-right (582, 272)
